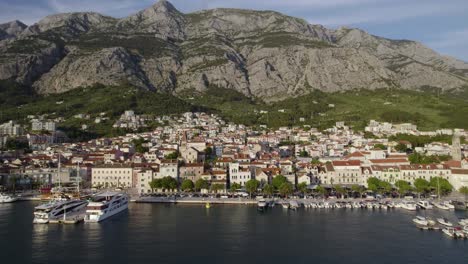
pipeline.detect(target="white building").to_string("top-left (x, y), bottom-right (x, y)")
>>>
top-left (229, 162), bottom-right (252, 186)
top-left (91, 165), bottom-right (134, 188)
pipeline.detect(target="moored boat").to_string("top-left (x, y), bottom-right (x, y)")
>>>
top-left (437, 218), bottom-right (453, 227)
top-left (413, 216), bottom-right (429, 226)
top-left (0, 193), bottom-right (18, 203)
top-left (416, 201), bottom-right (433, 210)
top-left (84, 192), bottom-right (128, 223)
top-left (401, 201), bottom-right (417, 211)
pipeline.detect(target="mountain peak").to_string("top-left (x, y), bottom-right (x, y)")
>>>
top-left (116, 0), bottom-right (185, 39)
top-left (0, 20), bottom-right (27, 37)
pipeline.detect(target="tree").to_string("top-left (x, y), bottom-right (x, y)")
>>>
top-left (395, 143), bottom-right (408, 153)
top-left (180, 179), bottom-right (194, 192)
top-left (367, 177), bottom-right (381, 193)
top-left (311, 158), bottom-right (321, 165)
top-left (334, 185), bottom-right (345, 198)
top-left (373, 144), bottom-right (387, 150)
top-left (263, 184), bottom-right (274, 197)
top-left (279, 182), bottom-right (293, 198)
top-left (164, 151), bottom-right (179, 160)
top-left (211, 184), bottom-right (224, 193)
top-left (230, 182), bottom-right (241, 193)
top-left (351, 184), bottom-right (364, 198)
top-left (380, 181), bottom-right (393, 194)
top-left (298, 150), bottom-right (309, 157)
top-left (132, 138), bottom-right (149, 153)
top-left (459, 186), bottom-right (468, 201)
top-left (429, 177), bottom-right (453, 195)
top-left (414, 178), bottom-right (429, 198)
top-left (315, 185), bottom-right (327, 197)
top-left (297, 182), bottom-right (308, 195)
top-left (245, 179), bottom-right (260, 198)
top-left (272, 175), bottom-right (288, 190)
top-left (149, 179), bottom-right (163, 192)
top-left (204, 147), bottom-right (213, 156)
top-left (161, 176), bottom-right (178, 191)
top-left (395, 180), bottom-right (411, 198)
top-left (195, 179), bottom-right (210, 191)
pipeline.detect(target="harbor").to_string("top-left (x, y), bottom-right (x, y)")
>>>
top-left (1, 201), bottom-right (467, 264)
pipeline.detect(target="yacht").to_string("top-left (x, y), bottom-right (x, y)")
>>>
top-left (437, 218), bottom-right (453, 227)
top-left (401, 201), bottom-right (417, 211)
top-left (257, 199), bottom-right (267, 211)
top-left (33, 199), bottom-right (87, 223)
top-left (84, 192), bottom-right (129, 223)
top-left (416, 201), bottom-right (433, 210)
top-left (413, 216), bottom-right (429, 226)
top-left (0, 193), bottom-right (18, 203)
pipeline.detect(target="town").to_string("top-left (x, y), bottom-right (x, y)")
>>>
top-left (0, 112), bottom-right (467, 200)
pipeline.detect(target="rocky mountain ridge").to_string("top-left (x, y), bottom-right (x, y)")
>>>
top-left (0, 0), bottom-right (467, 101)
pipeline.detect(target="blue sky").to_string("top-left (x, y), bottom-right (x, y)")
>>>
top-left (1, 0), bottom-right (467, 61)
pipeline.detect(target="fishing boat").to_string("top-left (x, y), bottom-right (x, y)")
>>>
top-left (437, 218), bottom-right (453, 227)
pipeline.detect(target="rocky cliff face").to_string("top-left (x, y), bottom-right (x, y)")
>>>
top-left (0, 0), bottom-right (467, 101)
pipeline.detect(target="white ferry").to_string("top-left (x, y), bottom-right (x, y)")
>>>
top-left (33, 199), bottom-right (88, 224)
top-left (84, 192), bottom-right (129, 223)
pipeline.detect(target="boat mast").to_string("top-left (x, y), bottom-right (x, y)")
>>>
top-left (76, 162), bottom-right (80, 194)
top-left (437, 173), bottom-right (441, 201)
top-left (57, 153), bottom-right (61, 189)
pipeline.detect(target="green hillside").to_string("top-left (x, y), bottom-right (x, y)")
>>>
top-left (1, 80), bottom-right (467, 141)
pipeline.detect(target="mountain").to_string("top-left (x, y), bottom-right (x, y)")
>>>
top-left (0, 20), bottom-right (27, 40)
top-left (0, 0), bottom-right (467, 101)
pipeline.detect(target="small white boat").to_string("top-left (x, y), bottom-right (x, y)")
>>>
top-left (289, 200), bottom-right (299, 210)
top-left (0, 193), bottom-right (18, 203)
top-left (413, 216), bottom-right (429, 226)
top-left (437, 218), bottom-right (453, 227)
top-left (345, 203), bottom-right (352, 209)
top-left (443, 201), bottom-right (455, 210)
top-left (417, 201), bottom-right (433, 210)
top-left (442, 228), bottom-right (456, 238)
top-left (334, 203), bottom-right (342, 209)
top-left (380, 204), bottom-right (388, 210)
top-left (401, 201), bottom-right (417, 211)
top-left (458, 218), bottom-right (468, 226)
top-left (281, 202), bottom-right (289, 209)
top-left (433, 202), bottom-right (450, 210)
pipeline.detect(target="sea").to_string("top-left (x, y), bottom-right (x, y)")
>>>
top-left (0, 202), bottom-right (467, 264)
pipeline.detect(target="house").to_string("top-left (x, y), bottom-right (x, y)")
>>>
top-left (179, 163), bottom-right (204, 182)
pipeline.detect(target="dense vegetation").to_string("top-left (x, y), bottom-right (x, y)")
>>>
top-left (1, 80), bottom-right (467, 141)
